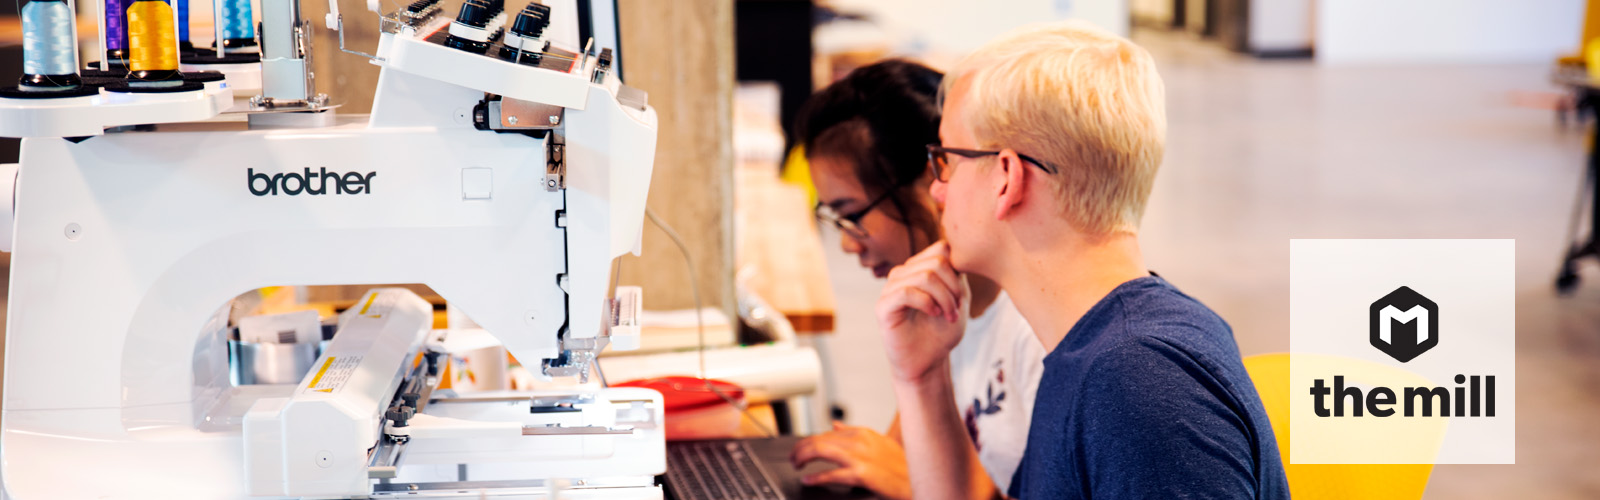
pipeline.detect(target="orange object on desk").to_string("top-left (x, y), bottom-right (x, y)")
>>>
top-left (617, 376), bottom-right (745, 411)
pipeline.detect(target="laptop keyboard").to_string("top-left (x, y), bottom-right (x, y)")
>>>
top-left (666, 440), bottom-right (783, 500)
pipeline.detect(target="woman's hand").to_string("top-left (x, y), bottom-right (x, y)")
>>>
top-left (790, 422), bottom-right (913, 500)
top-left (877, 241), bottom-right (969, 385)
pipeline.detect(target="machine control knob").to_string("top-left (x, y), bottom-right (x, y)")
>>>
top-left (453, 0), bottom-right (492, 27)
top-left (498, 2), bottom-right (551, 64)
top-left (385, 406), bottom-right (415, 427)
top-left (444, 0), bottom-right (495, 53)
top-left (425, 352), bottom-right (442, 376)
top-left (510, 2), bottom-right (550, 39)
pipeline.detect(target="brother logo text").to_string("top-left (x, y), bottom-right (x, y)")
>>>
top-left (248, 168), bottom-right (377, 196)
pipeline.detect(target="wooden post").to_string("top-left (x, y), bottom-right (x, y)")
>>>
top-left (615, 0), bottom-right (736, 316)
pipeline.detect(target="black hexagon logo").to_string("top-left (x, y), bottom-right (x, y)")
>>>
top-left (1370, 286), bottom-right (1438, 363)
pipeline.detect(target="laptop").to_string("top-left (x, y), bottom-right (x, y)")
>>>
top-left (664, 436), bottom-right (875, 500)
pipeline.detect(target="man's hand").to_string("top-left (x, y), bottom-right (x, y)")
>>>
top-left (877, 241), bottom-right (969, 385)
top-left (877, 242), bottom-right (998, 500)
top-left (789, 422), bottom-right (913, 500)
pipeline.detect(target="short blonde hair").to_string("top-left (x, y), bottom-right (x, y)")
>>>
top-left (942, 21), bottom-right (1166, 235)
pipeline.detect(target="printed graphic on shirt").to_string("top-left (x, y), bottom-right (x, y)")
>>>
top-left (963, 360), bottom-right (1008, 451)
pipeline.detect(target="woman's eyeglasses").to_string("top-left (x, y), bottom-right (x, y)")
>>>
top-left (926, 144), bottom-right (1059, 182)
top-left (815, 188), bottom-right (898, 239)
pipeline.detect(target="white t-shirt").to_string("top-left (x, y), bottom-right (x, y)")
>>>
top-left (946, 291), bottom-right (1045, 491)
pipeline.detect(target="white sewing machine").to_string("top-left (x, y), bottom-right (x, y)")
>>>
top-left (0, 0), bottom-right (665, 497)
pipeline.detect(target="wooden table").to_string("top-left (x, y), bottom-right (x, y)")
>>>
top-left (735, 164), bottom-right (837, 333)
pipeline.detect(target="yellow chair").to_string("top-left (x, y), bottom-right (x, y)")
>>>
top-left (1559, 0), bottom-right (1600, 67)
top-left (1243, 353), bottom-right (1435, 500)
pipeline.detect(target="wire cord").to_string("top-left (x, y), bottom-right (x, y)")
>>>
top-left (644, 207), bottom-right (777, 438)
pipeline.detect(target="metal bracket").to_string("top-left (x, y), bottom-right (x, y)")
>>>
top-left (334, 15), bottom-right (391, 62)
top-left (545, 131), bottom-right (565, 191)
top-left (591, 48), bottom-right (613, 84)
top-left (248, 92), bottom-right (331, 111)
top-left (368, 357), bottom-right (434, 479)
top-left (495, 98), bottom-right (565, 130)
top-left (541, 334), bottom-right (609, 382)
top-left (367, 437), bottom-right (406, 479)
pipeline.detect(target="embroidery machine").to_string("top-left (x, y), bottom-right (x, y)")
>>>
top-left (0, 0), bottom-right (665, 497)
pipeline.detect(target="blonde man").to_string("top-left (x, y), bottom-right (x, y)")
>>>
top-left (877, 22), bottom-right (1289, 499)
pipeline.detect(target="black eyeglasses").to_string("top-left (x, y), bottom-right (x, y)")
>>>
top-left (815, 187), bottom-right (899, 239)
top-left (926, 144), bottom-right (1059, 182)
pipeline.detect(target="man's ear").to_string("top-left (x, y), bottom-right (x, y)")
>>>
top-left (993, 149), bottom-right (1028, 221)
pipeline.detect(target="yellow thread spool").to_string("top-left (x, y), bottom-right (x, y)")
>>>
top-left (126, 0), bottom-right (180, 82)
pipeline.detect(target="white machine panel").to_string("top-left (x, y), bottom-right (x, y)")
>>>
top-left (0, 0), bottom-right (664, 497)
top-left (245, 289), bottom-right (433, 497)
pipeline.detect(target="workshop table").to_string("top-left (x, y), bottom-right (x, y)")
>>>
top-left (734, 161), bottom-right (841, 435)
top-left (735, 163), bottom-right (837, 332)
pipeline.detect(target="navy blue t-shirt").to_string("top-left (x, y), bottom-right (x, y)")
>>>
top-left (1007, 276), bottom-right (1288, 499)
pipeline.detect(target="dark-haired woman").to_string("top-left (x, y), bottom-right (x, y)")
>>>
top-left (786, 59), bottom-right (1045, 500)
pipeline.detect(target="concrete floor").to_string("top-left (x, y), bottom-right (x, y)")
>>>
top-left (817, 30), bottom-right (1600, 498)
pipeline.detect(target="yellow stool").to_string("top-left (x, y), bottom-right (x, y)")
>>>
top-left (1559, 0), bottom-right (1600, 67)
top-left (1243, 353), bottom-right (1435, 500)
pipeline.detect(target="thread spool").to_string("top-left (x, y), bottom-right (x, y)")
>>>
top-left (176, 0), bottom-right (191, 51)
top-left (217, 0), bottom-right (257, 52)
top-left (20, 0), bottom-right (84, 90)
top-left (104, 0), bottom-right (131, 64)
top-left (126, 0), bottom-right (182, 84)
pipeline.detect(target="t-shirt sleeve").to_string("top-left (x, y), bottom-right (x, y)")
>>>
top-left (1073, 337), bottom-right (1259, 499)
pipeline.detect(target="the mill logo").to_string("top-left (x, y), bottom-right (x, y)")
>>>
top-left (1369, 286), bottom-right (1438, 363)
top-left (1291, 239), bottom-right (1516, 464)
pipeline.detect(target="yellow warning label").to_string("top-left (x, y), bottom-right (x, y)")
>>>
top-left (303, 356), bottom-right (363, 395)
top-left (307, 357), bottom-right (335, 388)
top-left (358, 293), bottom-right (383, 318)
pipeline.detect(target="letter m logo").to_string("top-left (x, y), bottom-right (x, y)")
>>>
top-left (1369, 286), bottom-right (1439, 363)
